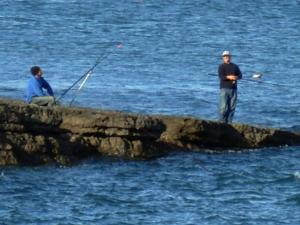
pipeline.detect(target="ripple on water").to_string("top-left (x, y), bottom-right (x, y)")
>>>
top-left (1, 0), bottom-right (300, 224)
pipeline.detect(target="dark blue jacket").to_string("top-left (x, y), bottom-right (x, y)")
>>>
top-left (26, 76), bottom-right (54, 103)
top-left (218, 63), bottom-right (242, 89)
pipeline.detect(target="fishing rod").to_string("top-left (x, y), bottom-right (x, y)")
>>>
top-left (241, 75), bottom-right (293, 88)
top-left (68, 70), bottom-right (92, 106)
top-left (57, 49), bottom-right (111, 102)
top-left (68, 43), bottom-right (123, 106)
top-left (208, 73), bottom-right (295, 88)
top-left (57, 43), bottom-right (123, 103)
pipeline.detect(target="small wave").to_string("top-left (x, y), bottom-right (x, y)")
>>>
top-left (0, 87), bottom-right (19, 92)
top-left (286, 193), bottom-right (300, 205)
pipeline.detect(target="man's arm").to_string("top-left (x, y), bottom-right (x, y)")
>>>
top-left (41, 78), bottom-right (54, 96)
top-left (218, 65), bottom-right (228, 81)
top-left (31, 79), bottom-right (45, 96)
top-left (219, 65), bottom-right (238, 81)
top-left (227, 65), bottom-right (242, 81)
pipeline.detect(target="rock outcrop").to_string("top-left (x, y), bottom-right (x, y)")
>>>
top-left (0, 98), bottom-right (299, 166)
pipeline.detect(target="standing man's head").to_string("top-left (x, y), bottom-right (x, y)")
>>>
top-left (222, 51), bottom-right (231, 64)
top-left (31, 66), bottom-right (43, 78)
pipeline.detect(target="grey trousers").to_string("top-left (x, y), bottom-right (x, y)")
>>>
top-left (31, 96), bottom-right (56, 107)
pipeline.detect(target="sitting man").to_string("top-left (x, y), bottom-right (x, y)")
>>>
top-left (26, 66), bottom-right (56, 106)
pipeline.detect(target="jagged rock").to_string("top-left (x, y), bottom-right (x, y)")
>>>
top-left (0, 98), bottom-right (299, 166)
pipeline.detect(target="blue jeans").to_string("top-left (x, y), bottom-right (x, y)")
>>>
top-left (219, 88), bottom-right (237, 123)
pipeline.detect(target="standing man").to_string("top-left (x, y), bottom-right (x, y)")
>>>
top-left (26, 66), bottom-right (56, 106)
top-left (218, 51), bottom-right (242, 123)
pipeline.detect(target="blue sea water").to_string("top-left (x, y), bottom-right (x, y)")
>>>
top-left (0, 0), bottom-right (300, 224)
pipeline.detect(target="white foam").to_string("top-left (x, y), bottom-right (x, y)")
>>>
top-left (252, 73), bottom-right (263, 79)
top-left (294, 172), bottom-right (300, 179)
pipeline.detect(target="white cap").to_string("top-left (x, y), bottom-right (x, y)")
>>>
top-left (222, 51), bottom-right (231, 56)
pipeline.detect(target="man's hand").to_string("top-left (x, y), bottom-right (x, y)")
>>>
top-left (226, 75), bottom-right (238, 81)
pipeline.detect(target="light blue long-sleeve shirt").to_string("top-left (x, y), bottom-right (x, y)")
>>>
top-left (26, 76), bottom-right (54, 103)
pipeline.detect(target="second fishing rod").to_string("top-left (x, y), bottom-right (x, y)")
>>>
top-left (207, 73), bottom-right (296, 88)
top-left (57, 43), bottom-right (123, 105)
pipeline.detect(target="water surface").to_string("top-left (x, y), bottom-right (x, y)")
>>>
top-left (0, 0), bottom-right (300, 224)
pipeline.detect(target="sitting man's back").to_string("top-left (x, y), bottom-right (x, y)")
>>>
top-left (26, 66), bottom-right (56, 106)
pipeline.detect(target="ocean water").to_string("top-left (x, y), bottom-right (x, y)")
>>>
top-left (0, 0), bottom-right (300, 224)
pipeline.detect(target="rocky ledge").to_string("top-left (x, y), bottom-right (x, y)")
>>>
top-left (0, 98), bottom-right (299, 166)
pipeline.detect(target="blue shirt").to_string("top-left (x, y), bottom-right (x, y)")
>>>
top-left (26, 76), bottom-right (54, 103)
